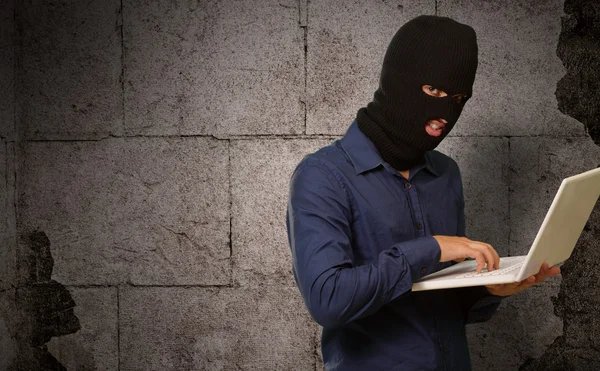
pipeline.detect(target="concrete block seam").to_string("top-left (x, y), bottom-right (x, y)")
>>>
top-left (301, 0), bottom-right (308, 135)
top-left (117, 285), bottom-right (120, 371)
top-left (313, 325), bottom-right (320, 371)
top-left (17, 133), bottom-right (592, 143)
top-left (3, 140), bottom-right (7, 230)
top-left (12, 0), bottom-right (16, 141)
top-left (119, 0), bottom-right (125, 139)
top-left (228, 139), bottom-right (234, 287)
top-left (507, 137), bottom-right (512, 257)
top-left (64, 283), bottom-right (234, 289)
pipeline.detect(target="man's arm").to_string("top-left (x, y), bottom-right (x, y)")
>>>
top-left (286, 159), bottom-right (441, 329)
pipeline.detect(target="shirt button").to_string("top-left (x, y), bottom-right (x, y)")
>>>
top-left (404, 182), bottom-right (411, 189)
top-left (420, 267), bottom-right (427, 275)
top-left (416, 223), bottom-right (422, 230)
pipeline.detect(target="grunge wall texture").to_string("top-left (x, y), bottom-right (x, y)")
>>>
top-left (1, 0), bottom-right (599, 370)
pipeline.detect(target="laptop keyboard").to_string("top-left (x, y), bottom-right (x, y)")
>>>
top-left (455, 258), bottom-right (524, 279)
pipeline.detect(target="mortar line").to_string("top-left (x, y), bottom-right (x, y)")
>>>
top-left (303, 26), bottom-right (308, 135)
top-left (313, 325), bottom-right (319, 371)
top-left (62, 283), bottom-right (235, 288)
top-left (20, 133), bottom-right (591, 142)
top-left (302, 0), bottom-right (308, 135)
top-left (13, 0), bottom-right (16, 141)
top-left (4, 140), bottom-right (7, 228)
top-left (228, 139), bottom-right (234, 286)
top-left (12, 146), bottom-right (17, 285)
top-left (2, 140), bottom-right (11, 285)
top-left (117, 285), bottom-right (121, 371)
top-left (12, 0), bottom-right (19, 284)
top-left (22, 134), bottom-right (339, 141)
top-left (507, 137), bottom-right (511, 256)
top-left (119, 0), bottom-right (125, 137)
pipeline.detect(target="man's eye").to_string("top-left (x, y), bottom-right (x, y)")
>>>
top-left (422, 84), bottom-right (447, 97)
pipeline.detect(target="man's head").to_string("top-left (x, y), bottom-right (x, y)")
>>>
top-left (357, 15), bottom-right (478, 171)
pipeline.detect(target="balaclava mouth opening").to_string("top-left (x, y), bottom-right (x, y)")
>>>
top-left (356, 15), bottom-right (478, 171)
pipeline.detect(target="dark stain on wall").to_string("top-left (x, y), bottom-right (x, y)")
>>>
top-left (555, 0), bottom-right (600, 144)
top-left (520, 201), bottom-right (600, 370)
top-left (520, 0), bottom-right (600, 370)
top-left (6, 230), bottom-right (80, 370)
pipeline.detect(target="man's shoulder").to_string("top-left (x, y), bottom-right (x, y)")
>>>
top-left (296, 139), bottom-right (353, 174)
top-left (290, 140), bottom-right (354, 197)
top-left (427, 149), bottom-right (461, 174)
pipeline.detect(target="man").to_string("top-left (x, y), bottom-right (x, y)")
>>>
top-left (285, 15), bottom-right (560, 370)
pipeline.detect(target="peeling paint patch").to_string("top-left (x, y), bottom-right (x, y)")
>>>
top-left (520, 0), bottom-right (600, 369)
top-left (519, 202), bottom-right (600, 371)
top-left (18, 280), bottom-right (80, 348)
top-left (555, 0), bottom-right (600, 145)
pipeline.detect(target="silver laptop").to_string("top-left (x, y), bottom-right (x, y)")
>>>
top-left (412, 166), bottom-right (600, 292)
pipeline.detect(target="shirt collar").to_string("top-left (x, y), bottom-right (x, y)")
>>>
top-left (340, 120), bottom-right (441, 177)
top-left (424, 150), bottom-right (441, 176)
top-left (340, 120), bottom-right (384, 175)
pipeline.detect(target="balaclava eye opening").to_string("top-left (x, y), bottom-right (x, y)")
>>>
top-left (356, 15), bottom-right (478, 171)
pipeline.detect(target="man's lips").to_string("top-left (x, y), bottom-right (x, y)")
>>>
top-left (425, 119), bottom-right (447, 137)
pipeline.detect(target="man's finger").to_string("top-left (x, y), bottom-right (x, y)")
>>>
top-left (536, 264), bottom-right (550, 280)
top-left (516, 276), bottom-right (536, 287)
top-left (484, 242), bottom-right (500, 270)
top-left (478, 242), bottom-right (497, 270)
top-left (549, 266), bottom-right (561, 276)
top-left (533, 263), bottom-right (559, 282)
top-left (470, 243), bottom-right (496, 271)
top-left (473, 251), bottom-right (486, 273)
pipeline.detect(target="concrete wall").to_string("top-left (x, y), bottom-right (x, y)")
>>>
top-left (1, 0), bottom-right (599, 370)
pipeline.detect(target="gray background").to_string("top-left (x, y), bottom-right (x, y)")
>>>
top-left (1, 0), bottom-right (599, 370)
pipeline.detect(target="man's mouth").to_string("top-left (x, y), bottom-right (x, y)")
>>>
top-left (425, 119), bottom-right (447, 137)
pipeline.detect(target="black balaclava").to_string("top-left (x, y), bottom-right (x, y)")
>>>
top-left (356, 15), bottom-right (478, 171)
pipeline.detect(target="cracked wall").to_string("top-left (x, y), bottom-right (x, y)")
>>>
top-left (1, 0), bottom-right (599, 370)
top-left (520, 0), bottom-right (600, 369)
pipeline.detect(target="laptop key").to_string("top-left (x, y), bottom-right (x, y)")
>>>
top-left (455, 262), bottom-right (523, 279)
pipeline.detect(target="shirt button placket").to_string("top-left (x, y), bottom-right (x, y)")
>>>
top-left (403, 180), bottom-right (426, 237)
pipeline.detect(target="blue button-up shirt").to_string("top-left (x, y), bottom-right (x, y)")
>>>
top-left (286, 121), bottom-right (503, 370)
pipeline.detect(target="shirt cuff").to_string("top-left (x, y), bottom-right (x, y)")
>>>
top-left (395, 236), bottom-right (441, 283)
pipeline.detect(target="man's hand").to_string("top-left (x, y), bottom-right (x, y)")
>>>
top-left (485, 262), bottom-right (561, 297)
top-left (433, 235), bottom-right (500, 273)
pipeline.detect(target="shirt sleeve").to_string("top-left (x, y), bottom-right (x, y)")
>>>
top-left (454, 162), bottom-right (504, 324)
top-left (286, 158), bottom-right (441, 329)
